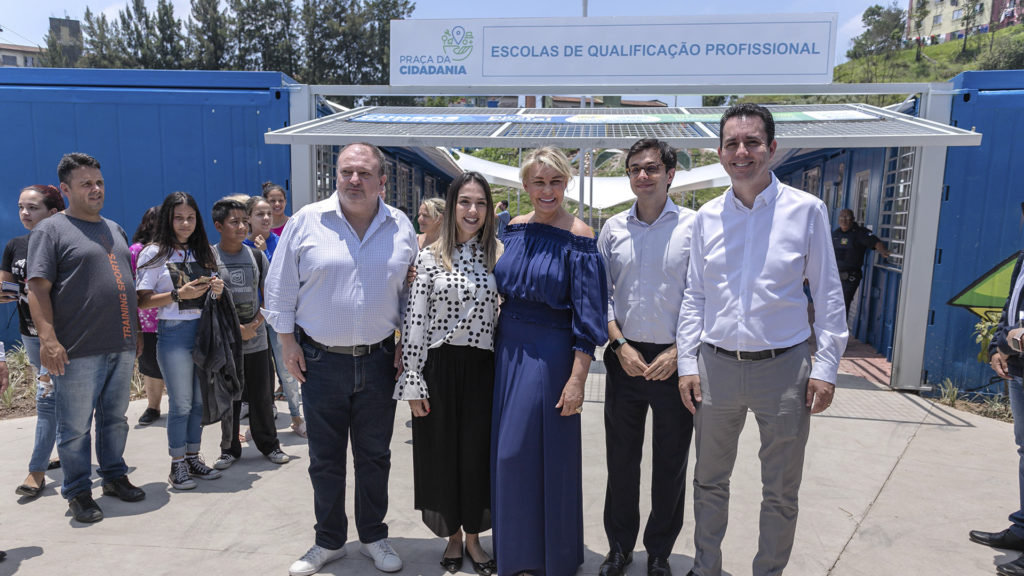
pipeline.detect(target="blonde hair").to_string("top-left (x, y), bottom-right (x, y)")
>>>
top-left (519, 147), bottom-right (575, 185)
top-left (420, 197), bottom-right (446, 221)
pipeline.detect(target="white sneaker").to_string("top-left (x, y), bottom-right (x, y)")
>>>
top-left (289, 544), bottom-right (347, 576)
top-left (361, 538), bottom-right (403, 572)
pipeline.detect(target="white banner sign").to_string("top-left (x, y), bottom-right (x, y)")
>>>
top-left (390, 14), bottom-right (837, 86)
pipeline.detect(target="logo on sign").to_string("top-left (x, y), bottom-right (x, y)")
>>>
top-left (442, 26), bottom-right (474, 62)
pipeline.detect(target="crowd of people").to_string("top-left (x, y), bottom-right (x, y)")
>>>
top-left (0, 104), bottom-right (867, 576)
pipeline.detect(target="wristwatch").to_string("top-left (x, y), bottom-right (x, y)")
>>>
top-left (610, 337), bottom-right (627, 352)
top-left (170, 288), bottom-right (180, 303)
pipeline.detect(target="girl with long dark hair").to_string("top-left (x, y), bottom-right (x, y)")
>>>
top-left (136, 192), bottom-right (225, 490)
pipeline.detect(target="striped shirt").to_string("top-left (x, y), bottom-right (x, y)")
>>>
top-left (263, 193), bottom-right (417, 347)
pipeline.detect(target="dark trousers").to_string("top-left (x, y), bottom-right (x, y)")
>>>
top-left (840, 271), bottom-right (862, 312)
top-left (301, 335), bottom-right (397, 550)
top-left (220, 348), bottom-right (280, 457)
top-left (602, 341), bottom-right (694, 558)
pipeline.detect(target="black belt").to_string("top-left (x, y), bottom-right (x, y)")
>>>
top-left (299, 328), bottom-right (392, 357)
top-left (710, 343), bottom-right (796, 362)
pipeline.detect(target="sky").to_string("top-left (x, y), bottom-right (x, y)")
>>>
top-left (2, 0), bottom-right (887, 63)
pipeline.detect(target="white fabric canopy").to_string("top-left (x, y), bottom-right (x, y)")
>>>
top-left (449, 149), bottom-right (730, 209)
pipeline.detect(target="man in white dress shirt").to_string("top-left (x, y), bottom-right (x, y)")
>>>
top-left (597, 139), bottom-right (695, 576)
top-left (676, 104), bottom-right (848, 576)
top-left (265, 142), bottom-right (417, 576)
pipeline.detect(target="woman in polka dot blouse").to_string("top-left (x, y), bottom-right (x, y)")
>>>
top-left (394, 171), bottom-right (503, 575)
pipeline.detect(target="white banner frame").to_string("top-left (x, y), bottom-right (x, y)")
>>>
top-left (390, 14), bottom-right (837, 87)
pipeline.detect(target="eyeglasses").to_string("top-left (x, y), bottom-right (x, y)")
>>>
top-left (626, 164), bottom-right (665, 178)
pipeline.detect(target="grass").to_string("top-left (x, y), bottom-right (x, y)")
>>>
top-left (938, 377), bottom-right (961, 406)
top-left (1, 341), bottom-right (147, 418)
top-left (2, 344), bottom-right (35, 409)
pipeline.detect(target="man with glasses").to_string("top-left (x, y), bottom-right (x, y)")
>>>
top-left (597, 138), bottom-right (695, 576)
top-left (832, 208), bottom-right (890, 313)
top-left (265, 142), bottom-right (417, 576)
top-left (677, 104), bottom-right (847, 576)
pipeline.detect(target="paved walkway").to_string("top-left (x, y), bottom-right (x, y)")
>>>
top-left (0, 343), bottom-right (1016, 576)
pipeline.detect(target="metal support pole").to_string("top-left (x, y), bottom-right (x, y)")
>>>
top-left (289, 83), bottom-right (314, 211)
top-left (588, 148), bottom-right (595, 226)
top-left (890, 82), bottom-right (954, 391)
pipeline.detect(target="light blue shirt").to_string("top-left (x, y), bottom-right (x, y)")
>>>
top-left (597, 199), bottom-right (695, 345)
top-left (263, 193), bottom-right (418, 347)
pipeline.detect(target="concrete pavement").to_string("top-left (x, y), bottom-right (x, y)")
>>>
top-left (0, 364), bottom-right (1018, 576)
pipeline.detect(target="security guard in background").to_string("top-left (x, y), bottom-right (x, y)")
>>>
top-left (832, 208), bottom-right (891, 313)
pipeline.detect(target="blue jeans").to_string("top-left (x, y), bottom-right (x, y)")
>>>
top-left (157, 319), bottom-right (204, 458)
top-left (1009, 376), bottom-right (1024, 537)
top-left (23, 335), bottom-right (58, 473)
top-left (52, 350), bottom-right (134, 500)
top-left (268, 324), bottom-right (302, 419)
top-left (301, 335), bottom-right (397, 549)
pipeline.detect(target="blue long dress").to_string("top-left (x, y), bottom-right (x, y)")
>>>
top-left (491, 223), bottom-right (609, 576)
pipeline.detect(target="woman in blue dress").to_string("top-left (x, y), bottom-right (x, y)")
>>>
top-left (491, 147), bottom-right (608, 576)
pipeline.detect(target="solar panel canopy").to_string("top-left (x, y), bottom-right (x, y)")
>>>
top-left (265, 103), bottom-right (981, 149)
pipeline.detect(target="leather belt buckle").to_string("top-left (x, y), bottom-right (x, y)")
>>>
top-left (351, 344), bottom-right (371, 357)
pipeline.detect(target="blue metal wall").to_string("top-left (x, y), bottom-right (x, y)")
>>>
top-left (0, 68), bottom-right (293, 347)
top-left (924, 71), bottom-right (1024, 394)
top-left (775, 146), bottom-right (898, 359)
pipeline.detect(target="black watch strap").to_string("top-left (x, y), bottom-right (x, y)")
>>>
top-left (610, 337), bottom-right (627, 352)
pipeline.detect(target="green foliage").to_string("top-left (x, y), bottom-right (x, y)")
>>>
top-left (978, 34), bottom-right (1024, 70)
top-left (974, 318), bottom-right (1000, 363)
top-left (154, 0), bottom-right (186, 69)
top-left (938, 378), bottom-right (961, 406)
top-left (186, 0), bottom-right (232, 70)
top-left (467, 148), bottom-right (522, 166)
top-left (1, 345), bottom-right (34, 409)
top-left (845, 3), bottom-right (908, 87)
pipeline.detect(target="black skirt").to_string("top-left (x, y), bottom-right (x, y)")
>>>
top-left (412, 344), bottom-right (495, 537)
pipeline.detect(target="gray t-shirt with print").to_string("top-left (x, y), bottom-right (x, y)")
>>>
top-left (26, 213), bottom-right (138, 358)
top-left (214, 244), bottom-right (269, 354)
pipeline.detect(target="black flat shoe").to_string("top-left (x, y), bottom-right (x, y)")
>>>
top-left (47, 459), bottom-right (61, 470)
top-left (441, 553), bottom-right (464, 574)
top-left (471, 557), bottom-right (497, 576)
top-left (15, 480), bottom-right (45, 499)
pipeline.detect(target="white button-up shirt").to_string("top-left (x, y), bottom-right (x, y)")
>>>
top-left (676, 173), bottom-right (849, 383)
top-left (263, 193), bottom-right (417, 347)
top-left (598, 199), bottom-right (695, 345)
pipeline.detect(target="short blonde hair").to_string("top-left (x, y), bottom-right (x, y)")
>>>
top-left (519, 147), bottom-right (575, 185)
top-left (420, 197), bottom-right (446, 220)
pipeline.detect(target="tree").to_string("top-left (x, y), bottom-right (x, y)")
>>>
top-left (959, 0), bottom-right (984, 55)
top-left (186, 0), bottom-right (232, 70)
top-left (846, 3), bottom-right (907, 85)
top-left (39, 31), bottom-right (72, 67)
top-left (154, 0), bottom-right (186, 69)
top-left (977, 35), bottom-right (1024, 69)
top-left (910, 0), bottom-right (930, 62)
top-left (362, 0), bottom-right (414, 86)
top-left (263, 0), bottom-right (299, 75)
top-left (117, 0), bottom-right (157, 68)
top-left (299, 0), bottom-right (331, 82)
top-left (230, 0), bottom-right (262, 69)
top-left (80, 7), bottom-right (124, 68)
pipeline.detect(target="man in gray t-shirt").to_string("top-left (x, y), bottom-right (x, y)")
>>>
top-left (211, 198), bottom-right (290, 470)
top-left (27, 152), bottom-right (145, 523)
